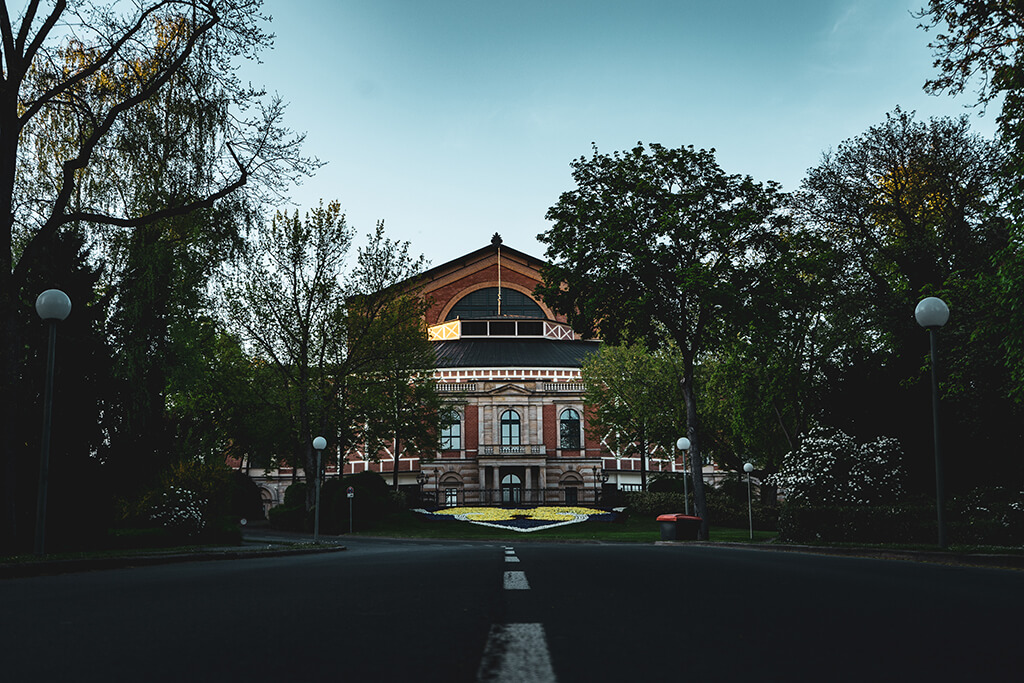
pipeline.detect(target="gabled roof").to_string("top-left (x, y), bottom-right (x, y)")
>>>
top-left (434, 339), bottom-right (600, 369)
top-left (416, 233), bottom-right (546, 284)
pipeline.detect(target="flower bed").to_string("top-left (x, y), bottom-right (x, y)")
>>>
top-left (414, 506), bottom-right (616, 532)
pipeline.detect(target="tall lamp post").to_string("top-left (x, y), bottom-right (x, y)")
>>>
top-left (34, 289), bottom-right (72, 557)
top-left (743, 463), bottom-right (755, 540)
top-left (915, 296), bottom-right (949, 549)
top-left (312, 436), bottom-right (327, 544)
top-left (676, 437), bottom-right (691, 515)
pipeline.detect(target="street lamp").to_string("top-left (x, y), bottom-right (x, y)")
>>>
top-left (915, 296), bottom-right (950, 548)
top-left (312, 436), bottom-right (327, 544)
top-left (594, 467), bottom-right (608, 503)
top-left (34, 289), bottom-right (71, 557)
top-left (743, 462), bottom-right (755, 540)
top-left (416, 469), bottom-right (428, 504)
top-left (676, 437), bottom-right (691, 515)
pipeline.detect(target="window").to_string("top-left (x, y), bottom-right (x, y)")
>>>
top-left (560, 408), bottom-right (581, 449)
top-left (445, 488), bottom-right (459, 506)
top-left (446, 287), bottom-right (544, 320)
top-left (441, 419), bottom-right (462, 450)
top-left (500, 410), bottom-right (521, 446)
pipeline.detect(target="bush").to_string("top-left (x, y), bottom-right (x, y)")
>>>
top-left (269, 482), bottom-right (311, 532)
top-left (625, 491), bottom-right (689, 518)
top-left (767, 425), bottom-right (906, 507)
top-left (948, 487), bottom-right (1024, 546)
top-left (778, 504), bottom-right (935, 544)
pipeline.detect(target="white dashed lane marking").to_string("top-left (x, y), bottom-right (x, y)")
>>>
top-left (477, 623), bottom-right (558, 683)
top-left (503, 570), bottom-right (530, 590)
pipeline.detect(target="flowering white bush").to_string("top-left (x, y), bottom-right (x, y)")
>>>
top-left (149, 486), bottom-right (208, 537)
top-left (767, 425), bottom-right (905, 506)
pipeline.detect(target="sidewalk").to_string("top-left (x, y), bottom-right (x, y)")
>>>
top-left (659, 539), bottom-right (1024, 570)
top-left (0, 530), bottom-right (345, 579)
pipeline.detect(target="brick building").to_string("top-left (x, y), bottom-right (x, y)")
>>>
top-left (252, 235), bottom-right (693, 511)
top-left (341, 234), bottom-right (694, 506)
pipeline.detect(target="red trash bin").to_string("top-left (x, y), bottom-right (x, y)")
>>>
top-left (656, 513), bottom-right (702, 540)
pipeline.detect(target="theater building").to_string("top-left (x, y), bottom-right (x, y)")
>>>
top-left (340, 234), bottom-right (692, 506)
top-left (250, 235), bottom-right (692, 511)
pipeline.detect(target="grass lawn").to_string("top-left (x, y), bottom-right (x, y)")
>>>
top-left (353, 509), bottom-right (778, 543)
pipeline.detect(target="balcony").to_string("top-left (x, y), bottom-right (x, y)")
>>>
top-left (479, 444), bottom-right (547, 456)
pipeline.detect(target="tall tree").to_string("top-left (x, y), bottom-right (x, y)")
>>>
top-left (1, 1), bottom-right (311, 550)
top-left (918, 2), bottom-right (1024, 411)
top-left (795, 108), bottom-right (1020, 490)
top-left (537, 142), bottom-right (791, 538)
top-left (222, 206), bottom-right (437, 506)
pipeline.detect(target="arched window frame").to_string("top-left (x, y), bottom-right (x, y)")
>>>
top-left (500, 409), bottom-right (521, 446)
top-left (559, 408), bottom-right (582, 450)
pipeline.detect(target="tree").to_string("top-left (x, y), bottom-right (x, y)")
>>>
top-left (795, 108), bottom-right (1021, 491)
top-left (918, 3), bottom-right (1024, 414)
top-left (1, 1), bottom-right (312, 550)
top-left (537, 142), bottom-right (791, 538)
top-left (581, 339), bottom-right (682, 491)
top-left (222, 205), bottom-right (438, 507)
top-left (698, 226), bottom-right (858, 492)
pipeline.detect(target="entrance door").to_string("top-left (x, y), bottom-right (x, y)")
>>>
top-left (501, 473), bottom-right (522, 504)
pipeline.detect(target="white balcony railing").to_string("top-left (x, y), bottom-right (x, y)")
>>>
top-left (479, 444), bottom-right (547, 456)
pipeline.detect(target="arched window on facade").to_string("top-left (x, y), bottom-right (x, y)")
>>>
top-left (441, 412), bottom-right (462, 450)
top-left (500, 410), bottom-right (521, 446)
top-left (445, 287), bottom-right (544, 320)
top-left (560, 408), bottom-right (581, 450)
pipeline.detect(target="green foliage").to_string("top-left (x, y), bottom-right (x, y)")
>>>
top-left (283, 482), bottom-right (310, 509)
top-left (581, 339), bottom-right (685, 475)
top-left (703, 478), bottom-right (778, 531)
top-left (778, 505), bottom-right (936, 544)
top-left (624, 492), bottom-right (690, 518)
top-left (538, 141), bottom-right (793, 534)
top-left (767, 425), bottom-right (906, 507)
top-left (949, 487), bottom-right (1024, 546)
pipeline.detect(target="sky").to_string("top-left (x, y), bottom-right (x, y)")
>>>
top-left (240, 0), bottom-right (997, 268)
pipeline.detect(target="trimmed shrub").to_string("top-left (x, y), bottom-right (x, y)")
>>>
top-left (778, 504), bottom-right (935, 544)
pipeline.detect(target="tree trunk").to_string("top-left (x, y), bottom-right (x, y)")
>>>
top-left (681, 362), bottom-right (709, 540)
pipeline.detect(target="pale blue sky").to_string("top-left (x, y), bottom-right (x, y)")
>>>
top-left (242, 0), bottom-right (996, 267)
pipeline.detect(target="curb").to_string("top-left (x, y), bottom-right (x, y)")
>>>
top-left (0, 543), bottom-right (346, 580)
top-left (656, 540), bottom-right (1024, 570)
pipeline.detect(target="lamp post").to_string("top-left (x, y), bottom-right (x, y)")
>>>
top-left (676, 437), bottom-right (691, 515)
top-left (417, 469), bottom-right (428, 504)
top-left (915, 296), bottom-right (950, 548)
top-left (594, 467), bottom-right (608, 503)
top-left (312, 436), bottom-right (327, 544)
top-left (743, 463), bottom-right (755, 540)
top-left (34, 289), bottom-right (71, 557)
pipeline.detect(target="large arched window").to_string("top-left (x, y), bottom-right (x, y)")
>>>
top-left (500, 410), bottom-right (521, 446)
top-left (445, 287), bottom-right (544, 320)
top-left (560, 408), bottom-right (581, 449)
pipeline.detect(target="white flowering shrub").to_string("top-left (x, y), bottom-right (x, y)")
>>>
top-left (767, 425), bottom-right (905, 507)
top-left (149, 486), bottom-right (208, 537)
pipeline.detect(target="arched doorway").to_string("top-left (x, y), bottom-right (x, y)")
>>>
top-left (501, 473), bottom-right (522, 504)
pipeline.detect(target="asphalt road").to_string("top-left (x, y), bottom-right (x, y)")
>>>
top-left (2, 538), bottom-right (1022, 682)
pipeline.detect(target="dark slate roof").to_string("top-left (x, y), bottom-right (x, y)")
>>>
top-left (434, 339), bottom-right (601, 369)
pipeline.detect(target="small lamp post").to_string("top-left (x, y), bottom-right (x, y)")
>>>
top-left (416, 469), bottom-right (428, 504)
top-left (594, 467), bottom-right (608, 503)
top-left (312, 436), bottom-right (327, 544)
top-left (34, 289), bottom-right (71, 557)
top-left (915, 296), bottom-right (950, 548)
top-left (676, 437), bottom-right (691, 515)
top-left (743, 462), bottom-right (755, 540)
